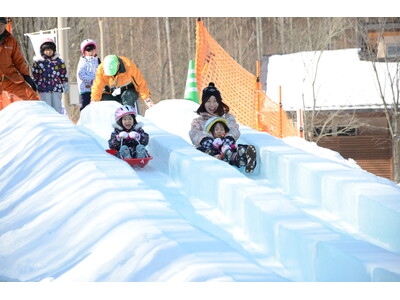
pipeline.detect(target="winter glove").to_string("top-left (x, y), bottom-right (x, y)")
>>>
top-left (221, 145), bottom-right (231, 153)
top-left (63, 82), bottom-right (69, 93)
top-left (23, 75), bottom-right (37, 92)
top-left (112, 87), bottom-right (121, 97)
top-left (144, 97), bottom-right (154, 108)
top-left (118, 131), bottom-right (129, 140)
top-left (200, 137), bottom-right (213, 149)
top-left (222, 136), bottom-right (236, 146)
top-left (129, 131), bottom-right (141, 141)
top-left (212, 138), bottom-right (223, 149)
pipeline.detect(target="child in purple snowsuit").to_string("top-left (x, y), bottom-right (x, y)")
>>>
top-left (31, 38), bottom-right (68, 113)
top-left (108, 105), bottom-right (149, 159)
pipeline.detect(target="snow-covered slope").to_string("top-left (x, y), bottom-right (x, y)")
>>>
top-left (1, 100), bottom-right (400, 282)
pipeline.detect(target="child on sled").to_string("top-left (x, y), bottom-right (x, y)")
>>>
top-left (108, 105), bottom-right (149, 159)
top-left (199, 116), bottom-right (257, 173)
top-left (189, 82), bottom-right (257, 173)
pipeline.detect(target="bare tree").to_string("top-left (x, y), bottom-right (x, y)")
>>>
top-left (299, 50), bottom-right (365, 143)
top-left (358, 18), bottom-right (400, 182)
top-left (164, 17), bottom-right (175, 99)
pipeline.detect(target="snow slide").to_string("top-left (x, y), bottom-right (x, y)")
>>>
top-left (0, 100), bottom-right (400, 282)
top-left (0, 101), bottom-right (286, 282)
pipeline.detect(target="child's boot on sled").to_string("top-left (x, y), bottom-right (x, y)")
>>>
top-left (219, 148), bottom-right (234, 163)
top-left (119, 145), bottom-right (132, 159)
top-left (135, 144), bottom-right (147, 158)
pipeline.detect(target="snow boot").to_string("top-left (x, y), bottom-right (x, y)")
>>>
top-left (220, 148), bottom-right (234, 162)
top-left (135, 144), bottom-right (148, 158)
top-left (205, 148), bottom-right (215, 156)
top-left (244, 145), bottom-right (257, 173)
top-left (119, 145), bottom-right (132, 159)
top-left (236, 145), bottom-right (248, 167)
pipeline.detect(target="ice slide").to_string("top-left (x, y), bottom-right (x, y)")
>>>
top-left (0, 100), bottom-right (399, 282)
top-left (0, 101), bottom-right (286, 282)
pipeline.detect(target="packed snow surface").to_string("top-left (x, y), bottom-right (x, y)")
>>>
top-left (1, 100), bottom-right (400, 283)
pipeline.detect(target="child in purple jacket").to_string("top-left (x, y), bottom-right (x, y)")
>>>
top-left (31, 38), bottom-right (68, 113)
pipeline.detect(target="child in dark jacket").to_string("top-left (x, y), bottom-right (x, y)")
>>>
top-left (31, 38), bottom-right (68, 113)
top-left (108, 105), bottom-right (149, 159)
top-left (190, 82), bottom-right (257, 173)
top-left (199, 116), bottom-right (237, 161)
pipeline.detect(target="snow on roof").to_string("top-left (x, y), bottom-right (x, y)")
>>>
top-left (265, 48), bottom-right (399, 111)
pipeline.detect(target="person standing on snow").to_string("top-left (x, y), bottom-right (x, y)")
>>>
top-left (31, 38), bottom-right (69, 113)
top-left (76, 39), bottom-right (100, 111)
top-left (189, 82), bottom-right (257, 173)
top-left (0, 17), bottom-right (40, 105)
top-left (90, 55), bottom-right (154, 114)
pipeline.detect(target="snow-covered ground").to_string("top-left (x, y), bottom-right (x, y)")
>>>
top-left (1, 100), bottom-right (400, 298)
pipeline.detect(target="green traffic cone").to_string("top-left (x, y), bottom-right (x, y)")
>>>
top-left (183, 60), bottom-right (199, 103)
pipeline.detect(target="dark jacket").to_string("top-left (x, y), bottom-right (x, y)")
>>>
top-left (31, 53), bottom-right (68, 93)
top-left (108, 121), bottom-right (149, 153)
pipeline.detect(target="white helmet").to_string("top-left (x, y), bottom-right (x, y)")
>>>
top-left (80, 39), bottom-right (97, 55)
top-left (114, 105), bottom-right (137, 122)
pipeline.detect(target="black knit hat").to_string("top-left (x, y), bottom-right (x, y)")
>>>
top-left (0, 17), bottom-right (7, 24)
top-left (202, 82), bottom-right (222, 103)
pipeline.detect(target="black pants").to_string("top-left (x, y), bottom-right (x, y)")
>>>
top-left (80, 92), bottom-right (91, 111)
top-left (101, 88), bottom-right (139, 114)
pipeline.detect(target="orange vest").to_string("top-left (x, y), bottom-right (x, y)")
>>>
top-left (91, 56), bottom-right (150, 101)
top-left (0, 31), bottom-right (30, 83)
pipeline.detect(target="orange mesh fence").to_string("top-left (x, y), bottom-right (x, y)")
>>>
top-left (195, 19), bottom-right (298, 138)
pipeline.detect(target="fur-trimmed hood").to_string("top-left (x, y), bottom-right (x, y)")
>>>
top-left (113, 121), bottom-right (144, 131)
top-left (33, 52), bottom-right (61, 61)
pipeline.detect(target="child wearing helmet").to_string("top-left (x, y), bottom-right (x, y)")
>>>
top-left (108, 105), bottom-right (149, 159)
top-left (199, 117), bottom-right (238, 163)
top-left (76, 39), bottom-right (100, 110)
top-left (31, 38), bottom-right (69, 113)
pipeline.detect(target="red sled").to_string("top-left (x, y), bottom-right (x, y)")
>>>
top-left (106, 149), bottom-right (152, 168)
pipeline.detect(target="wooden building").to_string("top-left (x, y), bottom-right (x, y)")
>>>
top-left (263, 46), bottom-right (397, 181)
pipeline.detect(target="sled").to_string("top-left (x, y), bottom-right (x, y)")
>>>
top-left (106, 149), bottom-right (152, 168)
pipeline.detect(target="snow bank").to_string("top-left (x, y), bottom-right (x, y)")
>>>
top-left (0, 101), bottom-right (286, 282)
top-left (1, 100), bottom-right (399, 282)
top-left (145, 100), bottom-right (400, 281)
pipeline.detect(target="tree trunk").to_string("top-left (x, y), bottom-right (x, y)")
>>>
top-left (98, 18), bottom-right (104, 61)
top-left (279, 18), bottom-right (285, 53)
top-left (256, 17), bottom-right (263, 62)
top-left (307, 17), bottom-right (313, 50)
top-left (186, 17), bottom-right (192, 60)
top-left (165, 17), bottom-right (175, 98)
top-left (392, 111), bottom-right (400, 183)
top-left (156, 18), bottom-right (164, 98)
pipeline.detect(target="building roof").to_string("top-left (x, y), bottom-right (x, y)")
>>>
top-left (264, 48), bottom-right (398, 111)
